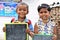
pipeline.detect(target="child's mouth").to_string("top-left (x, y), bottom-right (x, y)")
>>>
top-left (43, 16), bottom-right (47, 18)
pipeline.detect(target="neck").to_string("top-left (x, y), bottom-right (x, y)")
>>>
top-left (18, 16), bottom-right (26, 22)
top-left (42, 19), bottom-right (49, 24)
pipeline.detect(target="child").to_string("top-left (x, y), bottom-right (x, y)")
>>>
top-left (3, 2), bottom-right (34, 37)
top-left (34, 4), bottom-right (57, 40)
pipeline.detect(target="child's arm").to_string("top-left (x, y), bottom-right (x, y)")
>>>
top-left (34, 23), bottom-right (38, 34)
top-left (26, 29), bottom-right (34, 37)
top-left (26, 20), bottom-right (34, 37)
top-left (3, 18), bottom-right (15, 32)
top-left (52, 26), bottom-right (57, 40)
top-left (3, 27), bottom-right (6, 32)
top-left (53, 26), bottom-right (57, 36)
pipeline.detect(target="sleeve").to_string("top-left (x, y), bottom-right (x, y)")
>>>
top-left (10, 18), bottom-right (15, 23)
top-left (29, 24), bottom-right (34, 32)
top-left (28, 20), bottom-right (34, 32)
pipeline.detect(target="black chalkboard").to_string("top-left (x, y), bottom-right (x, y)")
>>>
top-left (5, 23), bottom-right (28, 40)
top-left (32, 34), bottom-right (53, 40)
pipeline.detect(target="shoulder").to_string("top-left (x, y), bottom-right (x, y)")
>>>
top-left (26, 19), bottom-right (32, 25)
top-left (48, 21), bottom-right (55, 27)
top-left (34, 19), bottom-right (42, 26)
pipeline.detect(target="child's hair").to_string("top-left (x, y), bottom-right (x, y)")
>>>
top-left (16, 2), bottom-right (29, 11)
top-left (37, 3), bottom-right (51, 12)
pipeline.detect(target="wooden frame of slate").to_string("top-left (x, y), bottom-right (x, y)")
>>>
top-left (32, 34), bottom-right (53, 40)
top-left (4, 23), bottom-right (28, 40)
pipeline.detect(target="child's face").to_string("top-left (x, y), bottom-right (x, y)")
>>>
top-left (38, 8), bottom-right (50, 20)
top-left (16, 5), bottom-right (28, 18)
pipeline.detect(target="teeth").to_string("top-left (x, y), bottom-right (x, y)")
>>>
top-left (43, 16), bottom-right (46, 18)
top-left (42, 16), bottom-right (47, 19)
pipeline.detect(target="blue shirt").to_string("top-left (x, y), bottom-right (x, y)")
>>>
top-left (11, 18), bottom-right (33, 32)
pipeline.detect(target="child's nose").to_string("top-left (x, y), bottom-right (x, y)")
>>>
top-left (43, 13), bottom-right (46, 15)
top-left (21, 10), bottom-right (24, 12)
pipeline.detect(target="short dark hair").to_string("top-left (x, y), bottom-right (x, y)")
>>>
top-left (37, 3), bottom-right (51, 12)
top-left (16, 2), bottom-right (29, 11)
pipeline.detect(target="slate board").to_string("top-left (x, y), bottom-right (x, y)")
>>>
top-left (32, 34), bottom-right (53, 40)
top-left (5, 23), bottom-right (28, 40)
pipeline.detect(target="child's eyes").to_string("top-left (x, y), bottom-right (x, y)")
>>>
top-left (40, 11), bottom-right (47, 13)
top-left (19, 9), bottom-right (21, 11)
top-left (19, 9), bottom-right (26, 11)
top-left (23, 9), bottom-right (26, 11)
top-left (44, 11), bottom-right (47, 13)
top-left (40, 12), bottom-right (43, 13)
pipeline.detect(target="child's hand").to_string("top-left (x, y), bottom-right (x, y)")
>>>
top-left (3, 27), bottom-right (6, 32)
top-left (26, 29), bottom-right (30, 33)
top-left (29, 31), bottom-right (34, 37)
top-left (52, 34), bottom-right (57, 40)
top-left (26, 29), bottom-right (34, 37)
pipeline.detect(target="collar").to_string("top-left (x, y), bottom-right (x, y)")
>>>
top-left (15, 17), bottom-right (28, 23)
top-left (38, 18), bottom-right (51, 25)
top-left (38, 18), bottom-right (55, 26)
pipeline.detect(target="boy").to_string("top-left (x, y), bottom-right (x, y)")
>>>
top-left (3, 2), bottom-right (34, 37)
top-left (34, 4), bottom-right (57, 40)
